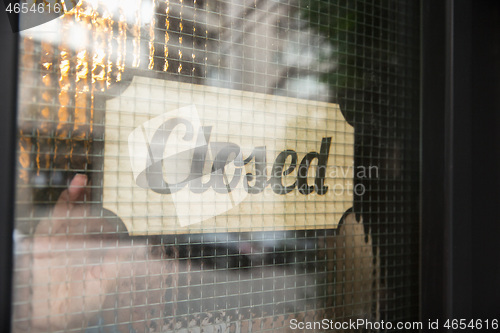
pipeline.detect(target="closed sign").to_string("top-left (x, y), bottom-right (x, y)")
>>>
top-left (103, 76), bottom-right (354, 235)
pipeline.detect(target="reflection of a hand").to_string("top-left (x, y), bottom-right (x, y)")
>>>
top-left (23, 174), bottom-right (168, 332)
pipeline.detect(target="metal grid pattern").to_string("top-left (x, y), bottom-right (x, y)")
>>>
top-left (11, 0), bottom-right (420, 332)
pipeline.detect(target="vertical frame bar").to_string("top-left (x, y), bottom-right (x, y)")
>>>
top-left (422, 0), bottom-right (500, 326)
top-left (468, 0), bottom-right (500, 319)
top-left (444, 0), bottom-right (473, 319)
top-left (421, 0), bottom-right (447, 323)
top-left (0, 5), bottom-right (18, 332)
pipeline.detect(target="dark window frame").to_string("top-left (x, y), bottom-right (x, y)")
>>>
top-left (421, 0), bottom-right (500, 325)
top-left (0, 4), bottom-right (18, 331)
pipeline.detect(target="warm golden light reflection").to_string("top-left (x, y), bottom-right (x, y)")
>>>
top-left (19, 137), bottom-right (32, 170)
top-left (91, 8), bottom-right (109, 90)
top-left (54, 21), bottom-right (73, 169)
top-left (164, 2), bottom-right (170, 72)
top-left (178, 0), bottom-right (183, 74)
top-left (92, 49), bottom-right (107, 84)
top-left (20, 0), bottom-right (207, 179)
top-left (74, 44), bottom-right (89, 147)
top-left (18, 37), bottom-right (35, 184)
top-left (164, 48), bottom-right (169, 71)
top-left (116, 11), bottom-right (127, 82)
top-left (21, 36), bottom-right (34, 70)
top-left (57, 48), bottom-right (71, 134)
top-left (149, 0), bottom-right (156, 70)
top-left (38, 42), bottom-right (55, 174)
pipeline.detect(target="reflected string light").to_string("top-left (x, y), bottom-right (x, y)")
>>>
top-left (38, 41), bottom-right (55, 174)
top-left (164, 1), bottom-right (170, 72)
top-left (149, 0), bottom-right (156, 70)
top-left (18, 37), bottom-right (35, 184)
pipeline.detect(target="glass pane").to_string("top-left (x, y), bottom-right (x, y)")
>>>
top-left (11, 0), bottom-right (420, 332)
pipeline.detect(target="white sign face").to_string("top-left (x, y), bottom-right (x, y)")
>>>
top-left (103, 76), bottom-right (354, 235)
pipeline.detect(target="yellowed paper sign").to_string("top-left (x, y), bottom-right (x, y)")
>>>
top-left (103, 76), bottom-right (354, 235)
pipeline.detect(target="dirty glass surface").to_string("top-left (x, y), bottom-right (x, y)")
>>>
top-left (11, 0), bottom-right (420, 332)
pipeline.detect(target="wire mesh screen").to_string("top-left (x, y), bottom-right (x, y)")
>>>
top-left (11, 0), bottom-right (420, 332)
